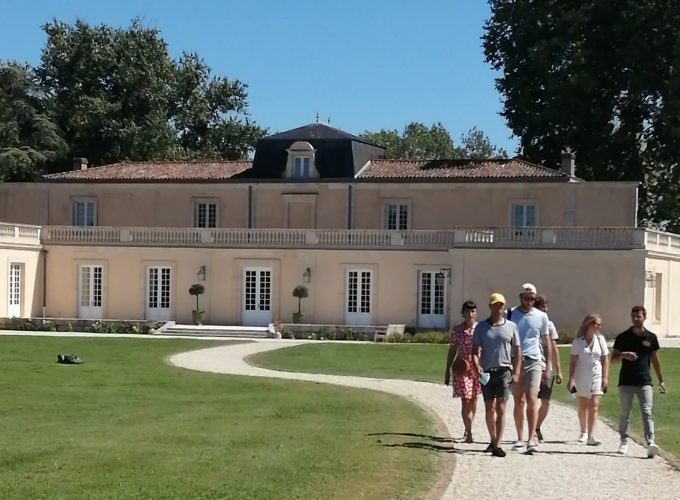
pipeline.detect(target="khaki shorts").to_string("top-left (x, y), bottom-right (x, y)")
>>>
top-left (519, 357), bottom-right (542, 395)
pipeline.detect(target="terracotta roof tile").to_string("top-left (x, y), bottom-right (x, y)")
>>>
top-left (44, 160), bottom-right (252, 182)
top-left (43, 157), bottom-right (572, 183)
top-left (356, 158), bottom-right (571, 181)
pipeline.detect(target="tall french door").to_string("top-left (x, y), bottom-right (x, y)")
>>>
top-left (146, 266), bottom-right (172, 321)
top-left (345, 270), bottom-right (373, 325)
top-left (417, 270), bottom-right (447, 329)
top-left (242, 268), bottom-right (272, 326)
top-left (78, 264), bottom-right (103, 319)
top-left (8, 263), bottom-right (21, 318)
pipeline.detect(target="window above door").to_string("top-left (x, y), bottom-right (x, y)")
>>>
top-left (511, 201), bottom-right (537, 227)
top-left (384, 199), bottom-right (411, 230)
top-left (72, 197), bottom-right (97, 226)
top-left (193, 198), bottom-right (219, 228)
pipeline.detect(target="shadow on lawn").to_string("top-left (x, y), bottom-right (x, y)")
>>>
top-left (368, 432), bottom-right (491, 454)
top-left (368, 432), bottom-right (452, 442)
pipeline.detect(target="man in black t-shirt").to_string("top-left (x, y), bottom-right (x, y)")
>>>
top-left (611, 305), bottom-right (666, 458)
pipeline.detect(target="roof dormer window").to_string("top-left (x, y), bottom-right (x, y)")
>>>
top-left (293, 156), bottom-right (311, 178)
top-left (285, 141), bottom-right (319, 179)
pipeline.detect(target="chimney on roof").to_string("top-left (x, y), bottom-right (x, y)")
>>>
top-left (560, 150), bottom-right (575, 177)
top-left (72, 157), bottom-right (88, 171)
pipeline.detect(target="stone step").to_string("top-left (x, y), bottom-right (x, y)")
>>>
top-left (162, 324), bottom-right (270, 338)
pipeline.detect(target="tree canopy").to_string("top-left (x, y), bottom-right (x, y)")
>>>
top-left (483, 1), bottom-right (680, 228)
top-left (1, 18), bottom-right (265, 179)
top-left (0, 61), bottom-right (66, 181)
top-left (361, 122), bottom-right (507, 160)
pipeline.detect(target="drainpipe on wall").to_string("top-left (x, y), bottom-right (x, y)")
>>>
top-left (248, 185), bottom-right (253, 228)
top-left (347, 185), bottom-right (353, 229)
top-left (41, 249), bottom-right (47, 319)
top-left (46, 184), bottom-right (51, 225)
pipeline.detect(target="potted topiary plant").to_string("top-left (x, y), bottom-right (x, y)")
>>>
top-left (189, 283), bottom-right (205, 325)
top-left (292, 285), bottom-right (309, 324)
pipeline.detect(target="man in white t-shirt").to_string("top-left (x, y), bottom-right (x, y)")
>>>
top-left (534, 295), bottom-right (562, 443)
top-left (508, 283), bottom-right (551, 454)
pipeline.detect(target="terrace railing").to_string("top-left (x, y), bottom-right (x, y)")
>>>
top-left (38, 226), bottom-right (652, 251)
top-left (0, 222), bottom-right (42, 248)
top-left (645, 229), bottom-right (680, 255)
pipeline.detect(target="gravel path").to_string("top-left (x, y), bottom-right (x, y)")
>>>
top-left (169, 340), bottom-right (680, 500)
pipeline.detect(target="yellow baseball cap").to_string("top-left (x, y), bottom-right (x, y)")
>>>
top-left (489, 292), bottom-right (506, 305)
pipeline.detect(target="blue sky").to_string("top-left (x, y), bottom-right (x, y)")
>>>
top-left (0, 0), bottom-right (518, 153)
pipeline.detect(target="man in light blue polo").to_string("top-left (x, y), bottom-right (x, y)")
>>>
top-left (508, 283), bottom-right (551, 454)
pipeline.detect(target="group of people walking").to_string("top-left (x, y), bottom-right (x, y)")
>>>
top-left (444, 283), bottom-right (666, 458)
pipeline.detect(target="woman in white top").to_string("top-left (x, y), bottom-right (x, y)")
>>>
top-left (567, 314), bottom-right (610, 446)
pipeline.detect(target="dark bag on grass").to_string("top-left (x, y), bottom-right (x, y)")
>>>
top-left (57, 353), bottom-right (83, 365)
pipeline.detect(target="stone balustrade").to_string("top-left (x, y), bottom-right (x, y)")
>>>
top-left (0, 222), bottom-right (42, 248)
top-left (645, 229), bottom-right (680, 255)
top-left (35, 225), bottom-right (665, 251)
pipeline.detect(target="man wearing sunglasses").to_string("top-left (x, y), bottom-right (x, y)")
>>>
top-left (507, 283), bottom-right (552, 454)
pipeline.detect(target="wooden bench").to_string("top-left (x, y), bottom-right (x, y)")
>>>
top-left (373, 324), bottom-right (406, 342)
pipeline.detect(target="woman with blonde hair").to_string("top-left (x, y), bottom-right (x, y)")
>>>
top-left (567, 313), bottom-right (610, 445)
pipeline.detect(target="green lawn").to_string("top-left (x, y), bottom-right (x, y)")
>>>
top-left (0, 337), bottom-right (441, 500)
top-left (253, 342), bottom-right (680, 460)
top-left (249, 343), bottom-right (449, 382)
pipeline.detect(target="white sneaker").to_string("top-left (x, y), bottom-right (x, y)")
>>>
top-left (617, 440), bottom-right (629, 455)
top-left (511, 440), bottom-right (525, 451)
top-left (526, 440), bottom-right (538, 454)
top-left (577, 432), bottom-right (588, 444)
top-left (587, 437), bottom-right (601, 446)
top-left (648, 442), bottom-right (659, 458)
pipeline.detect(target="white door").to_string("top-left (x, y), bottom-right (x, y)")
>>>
top-left (146, 266), bottom-right (172, 321)
top-left (345, 270), bottom-right (373, 325)
top-left (242, 268), bottom-right (272, 326)
top-left (417, 271), bottom-right (447, 329)
top-left (78, 265), bottom-right (103, 319)
top-left (8, 263), bottom-right (21, 318)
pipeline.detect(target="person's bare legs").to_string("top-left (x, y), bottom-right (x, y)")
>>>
top-left (537, 398), bottom-right (550, 431)
top-left (461, 398), bottom-right (477, 442)
top-left (495, 398), bottom-right (507, 445)
top-left (526, 389), bottom-right (540, 443)
top-left (588, 395), bottom-right (601, 439)
top-left (511, 382), bottom-right (525, 442)
top-left (577, 396), bottom-right (589, 434)
top-left (485, 400), bottom-right (496, 445)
